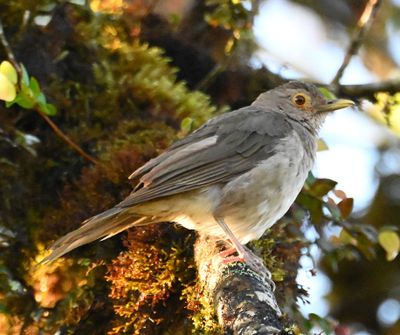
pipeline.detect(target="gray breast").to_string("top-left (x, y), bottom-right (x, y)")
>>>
top-left (215, 129), bottom-right (316, 244)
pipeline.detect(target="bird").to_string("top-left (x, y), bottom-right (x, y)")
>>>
top-left (41, 81), bottom-right (354, 267)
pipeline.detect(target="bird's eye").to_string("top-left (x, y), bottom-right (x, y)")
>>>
top-left (294, 94), bottom-right (306, 106)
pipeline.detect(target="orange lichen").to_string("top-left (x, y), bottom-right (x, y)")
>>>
top-left (106, 225), bottom-right (196, 335)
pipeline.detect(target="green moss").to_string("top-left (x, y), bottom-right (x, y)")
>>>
top-left (183, 283), bottom-right (223, 334)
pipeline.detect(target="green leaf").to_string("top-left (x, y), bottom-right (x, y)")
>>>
top-left (180, 117), bottom-right (194, 133)
top-left (19, 77), bottom-right (35, 101)
top-left (45, 103), bottom-right (57, 115)
top-left (296, 193), bottom-right (323, 224)
top-left (325, 201), bottom-right (342, 221)
top-left (310, 178), bottom-right (337, 197)
top-left (29, 76), bottom-right (41, 97)
top-left (318, 87), bottom-right (336, 100)
top-left (38, 101), bottom-right (49, 114)
top-left (38, 101), bottom-right (56, 116)
top-left (14, 91), bottom-right (35, 109)
top-left (36, 92), bottom-right (47, 105)
top-left (20, 63), bottom-right (30, 86)
top-left (378, 230), bottom-right (400, 261)
top-left (304, 171), bottom-right (316, 188)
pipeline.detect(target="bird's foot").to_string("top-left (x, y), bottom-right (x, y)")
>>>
top-left (217, 245), bottom-right (275, 291)
top-left (217, 247), bottom-right (247, 266)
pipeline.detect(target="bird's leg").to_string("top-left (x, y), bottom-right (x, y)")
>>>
top-left (214, 216), bottom-right (274, 289)
top-left (214, 216), bottom-right (249, 260)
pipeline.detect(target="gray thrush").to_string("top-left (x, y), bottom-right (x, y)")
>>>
top-left (42, 81), bottom-right (354, 267)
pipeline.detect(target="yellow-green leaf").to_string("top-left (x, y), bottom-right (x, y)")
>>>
top-left (378, 230), bottom-right (400, 261)
top-left (317, 138), bottom-right (329, 151)
top-left (29, 77), bottom-right (41, 97)
top-left (180, 117), bottom-right (194, 134)
top-left (0, 72), bottom-right (16, 102)
top-left (310, 178), bottom-right (337, 197)
top-left (0, 61), bottom-right (17, 84)
top-left (339, 228), bottom-right (357, 245)
top-left (318, 87), bottom-right (336, 100)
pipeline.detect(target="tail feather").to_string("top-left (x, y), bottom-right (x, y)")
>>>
top-left (41, 207), bottom-right (154, 264)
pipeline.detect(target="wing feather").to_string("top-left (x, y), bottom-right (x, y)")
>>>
top-left (119, 107), bottom-right (292, 208)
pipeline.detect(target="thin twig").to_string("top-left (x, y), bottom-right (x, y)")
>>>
top-left (0, 19), bottom-right (99, 165)
top-left (194, 30), bottom-right (240, 91)
top-left (36, 109), bottom-right (100, 165)
top-left (0, 19), bottom-right (22, 79)
top-left (331, 0), bottom-right (382, 87)
top-left (195, 63), bottom-right (226, 91)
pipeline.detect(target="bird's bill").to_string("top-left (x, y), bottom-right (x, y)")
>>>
top-left (317, 99), bottom-right (355, 113)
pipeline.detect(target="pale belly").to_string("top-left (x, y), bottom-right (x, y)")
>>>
top-left (215, 153), bottom-right (310, 243)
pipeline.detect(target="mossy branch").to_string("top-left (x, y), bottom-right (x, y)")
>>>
top-left (194, 235), bottom-right (283, 334)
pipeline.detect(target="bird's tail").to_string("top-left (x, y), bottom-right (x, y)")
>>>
top-left (40, 207), bottom-right (155, 264)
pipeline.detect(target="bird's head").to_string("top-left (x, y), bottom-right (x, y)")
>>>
top-left (253, 81), bottom-right (354, 133)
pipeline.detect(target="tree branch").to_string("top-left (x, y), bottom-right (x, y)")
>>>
top-left (194, 235), bottom-right (283, 334)
top-left (331, 0), bottom-right (382, 87)
top-left (337, 79), bottom-right (400, 100)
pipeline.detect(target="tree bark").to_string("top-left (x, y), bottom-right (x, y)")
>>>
top-left (194, 235), bottom-right (283, 334)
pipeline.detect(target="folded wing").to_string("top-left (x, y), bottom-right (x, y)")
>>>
top-left (119, 107), bottom-right (292, 207)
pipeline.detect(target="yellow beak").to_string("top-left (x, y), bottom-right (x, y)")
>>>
top-left (317, 99), bottom-right (355, 113)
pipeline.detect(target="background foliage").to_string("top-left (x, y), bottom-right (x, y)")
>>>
top-left (0, 1), bottom-right (399, 334)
